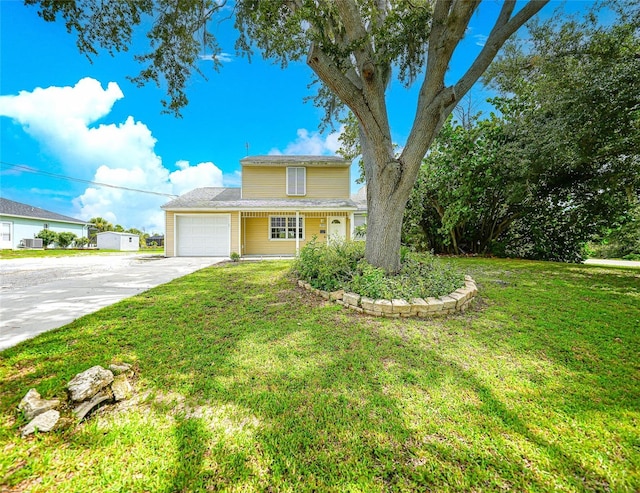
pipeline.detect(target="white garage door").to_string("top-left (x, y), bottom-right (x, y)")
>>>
top-left (176, 215), bottom-right (230, 257)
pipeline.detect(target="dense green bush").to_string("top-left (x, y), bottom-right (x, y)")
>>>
top-left (588, 204), bottom-right (640, 260)
top-left (56, 232), bottom-right (78, 249)
top-left (35, 229), bottom-right (58, 248)
top-left (293, 238), bottom-right (464, 299)
top-left (294, 237), bottom-right (364, 292)
top-left (75, 237), bottom-right (89, 248)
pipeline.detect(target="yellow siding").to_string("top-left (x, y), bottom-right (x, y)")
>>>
top-left (244, 217), bottom-right (294, 255)
top-left (242, 168), bottom-right (286, 198)
top-left (165, 212), bottom-right (175, 257)
top-left (243, 216), bottom-right (329, 255)
top-left (242, 166), bottom-right (350, 199)
top-left (306, 167), bottom-right (350, 198)
top-left (305, 218), bottom-right (324, 244)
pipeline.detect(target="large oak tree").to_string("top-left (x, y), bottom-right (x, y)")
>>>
top-left (28, 0), bottom-right (548, 272)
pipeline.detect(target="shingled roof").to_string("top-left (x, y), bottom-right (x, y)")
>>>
top-left (240, 155), bottom-right (351, 167)
top-left (162, 187), bottom-right (357, 211)
top-left (0, 198), bottom-right (87, 224)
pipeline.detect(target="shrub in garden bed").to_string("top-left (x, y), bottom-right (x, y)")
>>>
top-left (292, 238), bottom-right (465, 300)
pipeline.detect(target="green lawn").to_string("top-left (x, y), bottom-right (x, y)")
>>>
top-left (1, 258), bottom-right (638, 492)
top-left (0, 248), bottom-right (164, 259)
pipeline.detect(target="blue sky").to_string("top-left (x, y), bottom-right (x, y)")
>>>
top-left (0, 1), bottom-right (593, 233)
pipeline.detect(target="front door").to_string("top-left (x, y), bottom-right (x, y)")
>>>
top-left (328, 217), bottom-right (346, 244)
top-left (0, 222), bottom-right (12, 249)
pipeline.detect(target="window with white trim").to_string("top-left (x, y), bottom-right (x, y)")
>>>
top-left (1, 222), bottom-right (11, 242)
top-left (286, 167), bottom-right (306, 196)
top-left (270, 216), bottom-right (303, 240)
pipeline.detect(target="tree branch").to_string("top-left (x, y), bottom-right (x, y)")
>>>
top-left (403, 1), bottom-right (479, 173)
top-left (401, 0), bottom-right (548, 196)
top-left (455, 0), bottom-right (549, 96)
top-left (306, 42), bottom-right (370, 122)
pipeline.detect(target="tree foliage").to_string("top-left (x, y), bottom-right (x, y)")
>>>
top-left (56, 232), bottom-right (78, 249)
top-left (35, 229), bottom-right (58, 248)
top-left (404, 114), bottom-right (531, 255)
top-left (404, 3), bottom-right (640, 261)
top-left (89, 217), bottom-right (114, 233)
top-left (486, 2), bottom-right (640, 216)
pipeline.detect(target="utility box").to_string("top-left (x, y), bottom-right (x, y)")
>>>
top-left (22, 238), bottom-right (43, 248)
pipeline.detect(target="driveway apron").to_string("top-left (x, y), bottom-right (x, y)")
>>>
top-left (0, 255), bottom-right (225, 351)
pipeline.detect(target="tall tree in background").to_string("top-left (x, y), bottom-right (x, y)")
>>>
top-left (486, 2), bottom-right (640, 209)
top-left (89, 217), bottom-right (114, 233)
top-left (403, 113), bottom-right (532, 255)
top-left (486, 1), bottom-right (640, 259)
top-left (404, 1), bottom-right (640, 261)
top-left (27, 0), bottom-right (548, 272)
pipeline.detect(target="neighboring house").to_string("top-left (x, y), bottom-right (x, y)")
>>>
top-left (96, 231), bottom-right (140, 251)
top-left (0, 197), bottom-right (89, 249)
top-left (351, 185), bottom-right (367, 240)
top-left (162, 155), bottom-right (360, 257)
top-left (145, 234), bottom-right (165, 247)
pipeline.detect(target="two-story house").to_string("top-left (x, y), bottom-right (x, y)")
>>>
top-left (162, 155), bottom-right (361, 257)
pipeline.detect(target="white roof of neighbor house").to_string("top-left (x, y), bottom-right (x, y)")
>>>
top-left (96, 231), bottom-right (139, 237)
top-left (162, 187), bottom-right (358, 211)
top-left (351, 186), bottom-right (367, 212)
top-left (240, 155), bottom-right (351, 168)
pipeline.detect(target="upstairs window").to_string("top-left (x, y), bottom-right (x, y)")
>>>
top-left (286, 167), bottom-right (306, 196)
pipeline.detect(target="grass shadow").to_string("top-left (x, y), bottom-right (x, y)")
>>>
top-left (1, 259), bottom-right (638, 491)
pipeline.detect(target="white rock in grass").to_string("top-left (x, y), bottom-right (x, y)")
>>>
top-left (18, 389), bottom-right (60, 421)
top-left (108, 363), bottom-right (133, 376)
top-left (72, 389), bottom-right (113, 421)
top-left (67, 366), bottom-right (114, 402)
top-left (111, 374), bottom-right (132, 402)
top-left (21, 410), bottom-right (60, 437)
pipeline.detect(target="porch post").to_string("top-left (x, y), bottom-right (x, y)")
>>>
top-left (349, 212), bottom-right (355, 240)
top-left (238, 212), bottom-right (242, 257)
top-left (295, 211), bottom-right (300, 255)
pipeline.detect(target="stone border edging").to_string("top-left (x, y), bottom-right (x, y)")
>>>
top-left (297, 276), bottom-right (477, 318)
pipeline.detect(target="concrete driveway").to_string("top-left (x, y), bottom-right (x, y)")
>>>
top-left (583, 258), bottom-right (640, 268)
top-left (0, 254), bottom-right (225, 351)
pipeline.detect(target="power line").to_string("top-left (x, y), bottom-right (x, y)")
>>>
top-left (0, 161), bottom-right (179, 198)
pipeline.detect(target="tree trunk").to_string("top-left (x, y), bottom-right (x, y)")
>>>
top-left (365, 180), bottom-right (408, 273)
top-left (360, 126), bottom-right (421, 273)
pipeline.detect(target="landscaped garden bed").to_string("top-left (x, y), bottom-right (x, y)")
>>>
top-left (297, 274), bottom-right (477, 317)
top-left (293, 239), bottom-right (477, 317)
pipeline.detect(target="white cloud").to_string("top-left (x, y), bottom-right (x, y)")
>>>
top-left (223, 170), bottom-right (242, 187)
top-left (0, 78), bottom-right (226, 233)
top-left (28, 187), bottom-right (76, 198)
top-left (269, 126), bottom-right (344, 156)
top-left (474, 34), bottom-right (488, 47)
top-left (169, 161), bottom-right (224, 196)
top-left (199, 52), bottom-right (233, 63)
